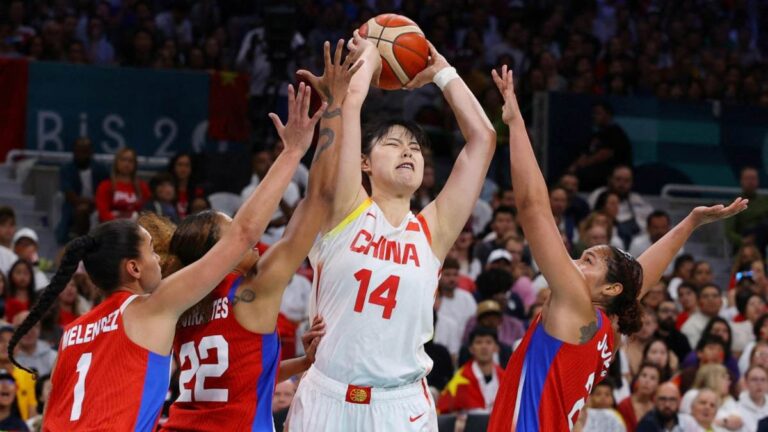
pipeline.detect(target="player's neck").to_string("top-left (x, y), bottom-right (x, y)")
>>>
top-left (370, 193), bottom-right (411, 226)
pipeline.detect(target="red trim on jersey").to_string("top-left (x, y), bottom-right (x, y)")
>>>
top-left (421, 378), bottom-right (430, 403)
top-left (315, 264), bottom-right (323, 303)
top-left (406, 221), bottom-right (421, 232)
top-left (345, 385), bottom-right (372, 404)
top-left (416, 214), bottom-right (432, 245)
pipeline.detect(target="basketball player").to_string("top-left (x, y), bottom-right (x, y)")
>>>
top-left (160, 40), bottom-right (361, 431)
top-left (8, 85), bottom-right (325, 431)
top-left (287, 31), bottom-right (497, 431)
top-left (486, 66), bottom-right (748, 431)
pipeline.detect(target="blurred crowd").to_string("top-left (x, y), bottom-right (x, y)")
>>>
top-left (2, 0), bottom-right (768, 431)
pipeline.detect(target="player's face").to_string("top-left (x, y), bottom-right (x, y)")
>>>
top-left (363, 126), bottom-right (424, 196)
top-left (576, 246), bottom-right (613, 300)
top-left (137, 227), bottom-right (162, 293)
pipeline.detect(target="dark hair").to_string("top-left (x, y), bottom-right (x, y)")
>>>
top-left (9, 220), bottom-right (142, 375)
top-left (646, 210), bottom-right (670, 227)
top-left (630, 362), bottom-right (662, 394)
top-left (594, 191), bottom-right (621, 214)
top-left (168, 210), bottom-right (222, 268)
top-left (700, 317), bottom-right (732, 356)
top-left (7, 260), bottom-right (36, 302)
top-left (696, 334), bottom-right (727, 354)
top-left (442, 256), bottom-right (460, 271)
top-left (149, 172), bottom-right (175, 194)
top-left (475, 269), bottom-right (513, 301)
top-left (469, 326), bottom-right (499, 345)
top-left (754, 313), bottom-right (768, 340)
top-left (741, 165), bottom-right (759, 176)
top-left (641, 338), bottom-right (673, 381)
top-left (735, 289), bottom-right (762, 316)
top-left (361, 119), bottom-right (429, 156)
top-left (0, 206), bottom-right (15, 225)
top-left (673, 254), bottom-right (694, 273)
top-left (594, 101), bottom-right (614, 115)
top-left (604, 246), bottom-right (644, 334)
top-left (493, 206), bottom-right (516, 221)
top-left (677, 282), bottom-right (699, 297)
top-left (698, 283), bottom-right (721, 298)
top-left (594, 376), bottom-right (616, 392)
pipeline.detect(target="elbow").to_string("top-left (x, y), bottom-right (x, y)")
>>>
top-left (476, 126), bottom-right (497, 148)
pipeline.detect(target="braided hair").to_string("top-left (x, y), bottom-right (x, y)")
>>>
top-left (604, 246), bottom-right (644, 335)
top-left (9, 219), bottom-right (142, 376)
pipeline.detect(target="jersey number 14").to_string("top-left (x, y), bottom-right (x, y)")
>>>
top-left (353, 269), bottom-right (400, 319)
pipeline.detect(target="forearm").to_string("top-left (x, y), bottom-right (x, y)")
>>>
top-left (637, 215), bottom-right (696, 296)
top-left (233, 150), bottom-right (302, 243)
top-left (508, 117), bottom-right (550, 213)
top-left (442, 78), bottom-right (495, 146)
top-left (308, 100), bottom-right (344, 202)
top-left (277, 356), bottom-right (311, 382)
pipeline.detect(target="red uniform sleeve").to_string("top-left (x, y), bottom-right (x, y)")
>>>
top-left (95, 180), bottom-right (115, 222)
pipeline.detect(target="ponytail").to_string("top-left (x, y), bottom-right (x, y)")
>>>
top-left (9, 235), bottom-right (97, 376)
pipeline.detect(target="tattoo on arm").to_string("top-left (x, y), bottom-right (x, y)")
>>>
top-left (578, 321), bottom-right (598, 344)
top-left (232, 289), bottom-right (256, 306)
top-left (319, 85), bottom-right (341, 119)
top-left (313, 128), bottom-right (335, 160)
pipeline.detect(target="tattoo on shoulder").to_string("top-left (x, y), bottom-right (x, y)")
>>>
top-left (579, 321), bottom-right (599, 344)
top-left (232, 289), bottom-right (256, 306)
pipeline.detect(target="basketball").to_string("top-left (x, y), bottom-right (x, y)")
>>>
top-left (358, 14), bottom-right (429, 90)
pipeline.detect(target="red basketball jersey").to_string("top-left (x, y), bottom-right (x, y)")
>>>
top-left (488, 308), bottom-right (615, 432)
top-left (45, 291), bottom-right (171, 432)
top-left (161, 273), bottom-right (281, 431)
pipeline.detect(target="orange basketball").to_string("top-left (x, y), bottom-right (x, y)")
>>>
top-left (358, 14), bottom-right (429, 90)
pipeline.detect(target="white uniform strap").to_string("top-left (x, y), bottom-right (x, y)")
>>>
top-left (119, 294), bottom-right (140, 315)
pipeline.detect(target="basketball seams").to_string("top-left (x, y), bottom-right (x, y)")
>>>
top-left (363, 14), bottom-right (429, 89)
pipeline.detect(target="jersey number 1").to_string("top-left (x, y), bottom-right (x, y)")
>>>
top-left (70, 352), bottom-right (92, 421)
top-left (353, 269), bottom-right (400, 319)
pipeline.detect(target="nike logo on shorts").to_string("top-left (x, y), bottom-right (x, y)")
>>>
top-left (409, 413), bottom-right (425, 422)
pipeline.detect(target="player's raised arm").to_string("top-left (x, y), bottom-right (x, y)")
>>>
top-left (406, 43), bottom-right (497, 260)
top-left (235, 40), bottom-right (362, 331)
top-left (492, 66), bottom-right (590, 311)
top-left (150, 83), bottom-right (326, 319)
top-left (637, 198), bottom-right (747, 298)
top-left (321, 30), bottom-right (382, 232)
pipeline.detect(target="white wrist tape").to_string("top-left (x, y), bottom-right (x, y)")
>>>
top-left (433, 67), bottom-right (459, 91)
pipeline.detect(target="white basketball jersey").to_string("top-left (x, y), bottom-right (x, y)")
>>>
top-left (308, 198), bottom-right (441, 388)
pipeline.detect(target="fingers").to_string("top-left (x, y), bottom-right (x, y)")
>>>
top-left (286, 83), bottom-right (297, 117)
top-left (268, 113), bottom-right (283, 132)
top-left (348, 59), bottom-right (365, 76)
top-left (299, 82), bottom-right (311, 117)
top-left (310, 101), bottom-right (328, 124)
top-left (296, 69), bottom-right (320, 88)
top-left (323, 41), bottom-right (332, 70)
top-left (334, 39), bottom-right (344, 66)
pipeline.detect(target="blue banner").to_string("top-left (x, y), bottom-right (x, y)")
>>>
top-left (25, 62), bottom-right (215, 157)
top-left (546, 93), bottom-right (768, 191)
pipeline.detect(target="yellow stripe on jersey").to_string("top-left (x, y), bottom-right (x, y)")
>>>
top-left (326, 198), bottom-right (373, 239)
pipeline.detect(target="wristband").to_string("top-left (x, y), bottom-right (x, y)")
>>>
top-left (433, 67), bottom-right (459, 91)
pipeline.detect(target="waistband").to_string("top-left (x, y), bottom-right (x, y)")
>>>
top-left (303, 366), bottom-right (430, 404)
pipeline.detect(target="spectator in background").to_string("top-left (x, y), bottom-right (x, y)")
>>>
top-left (739, 317), bottom-right (768, 376)
top-left (11, 311), bottom-right (56, 378)
top-left (680, 364), bottom-right (743, 430)
top-left (567, 102), bottom-right (632, 191)
top-left (272, 379), bottom-right (295, 413)
top-left (655, 299), bottom-right (692, 362)
top-left (558, 173), bottom-right (590, 224)
top-left (731, 290), bottom-right (765, 356)
top-left (12, 228), bottom-right (48, 290)
top-left (636, 382), bottom-right (697, 432)
top-left (95, 147), bottom-right (150, 222)
top-left (84, 16), bottom-right (114, 65)
top-left (589, 166), bottom-right (654, 242)
top-left (0, 207), bottom-right (17, 276)
top-left (668, 254), bottom-right (695, 301)
top-left (0, 326), bottom-right (35, 422)
top-left (437, 327), bottom-right (504, 415)
top-left (682, 317), bottom-right (740, 381)
top-left (143, 172), bottom-right (180, 223)
top-left (641, 339), bottom-right (676, 382)
top-left (550, 185), bottom-right (577, 245)
top-left (168, 153), bottom-right (202, 218)
top-left (624, 308), bottom-right (660, 375)
top-left (725, 166), bottom-right (768, 253)
top-left (56, 137), bottom-right (108, 244)
top-left (689, 389), bottom-right (720, 432)
top-left (5, 260), bottom-right (35, 323)
top-left (691, 261), bottom-right (715, 288)
top-left (189, 196), bottom-right (211, 215)
top-left (24, 374), bottom-right (50, 431)
top-left (447, 225), bottom-right (482, 282)
top-left (241, 148), bottom-right (300, 245)
top-left (682, 284), bottom-right (723, 349)
top-left (0, 369), bottom-right (28, 431)
top-left (616, 363), bottom-right (661, 432)
top-left (577, 378), bottom-right (626, 432)
top-left (473, 206), bottom-right (516, 265)
top-left (729, 244), bottom-right (763, 290)
top-left (737, 365), bottom-right (768, 431)
top-left (677, 335), bottom-right (729, 395)
top-left (462, 299), bottom-right (525, 352)
top-left (629, 211), bottom-right (680, 269)
top-left (438, 257), bottom-right (477, 337)
top-left (572, 211), bottom-right (624, 257)
top-left (154, 1), bottom-right (193, 48)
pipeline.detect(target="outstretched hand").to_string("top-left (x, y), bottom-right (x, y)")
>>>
top-left (301, 315), bottom-right (326, 364)
top-left (689, 197), bottom-right (748, 228)
top-left (268, 82), bottom-right (327, 155)
top-left (346, 30), bottom-right (381, 86)
top-left (491, 65), bottom-right (521, 125)
top-left (297, 39), bottom-right (365, 108)
top-left (404, 41), bottom-right (450, 90)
